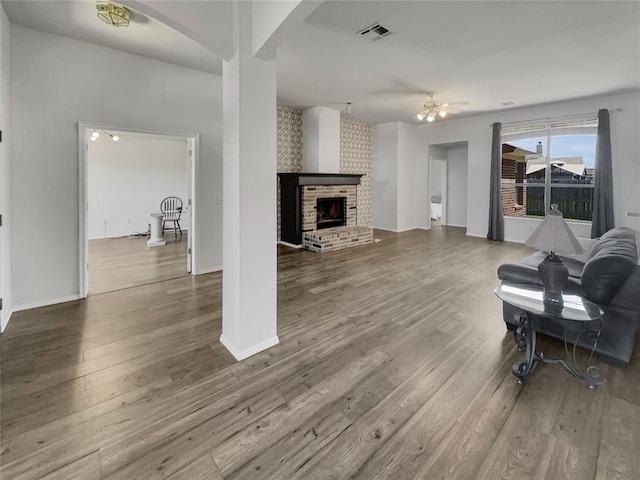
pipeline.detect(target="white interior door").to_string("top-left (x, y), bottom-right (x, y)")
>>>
top-left (186, 137), bottom-right (194, 273)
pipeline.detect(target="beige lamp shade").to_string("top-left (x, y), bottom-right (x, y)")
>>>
top-left (525, 204), bottom-right (584, 254)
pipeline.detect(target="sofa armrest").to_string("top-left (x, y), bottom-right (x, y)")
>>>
top-left (497, 263), bottom-right (588, 297)
top-left (497, 263), bottom-right (543, 286)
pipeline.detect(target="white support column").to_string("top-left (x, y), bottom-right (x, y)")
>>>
top-left (220, 1), bottom-right (278, 361)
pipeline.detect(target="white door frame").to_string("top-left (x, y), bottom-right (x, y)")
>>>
top-left (429, 156), bottom-right (447, 228)
top-left (78, 121), bottom-right (200, 298)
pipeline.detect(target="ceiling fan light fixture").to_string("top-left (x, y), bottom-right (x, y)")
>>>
top-left (438, 110), bottom-right (447, 118)
top-left (97, 2), bottom-right (130, 27)
top-left (426, 111), bottom-right (436, 122)
top-left (416, 111), bottom-right (426, 121)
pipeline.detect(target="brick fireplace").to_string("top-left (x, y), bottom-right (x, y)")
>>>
top-left (278, 173), bottom-right (373, 252)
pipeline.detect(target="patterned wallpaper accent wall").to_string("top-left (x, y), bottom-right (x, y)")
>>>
top-left (276, 106), bottom-right (373, 240)
top-left (340, 119), bottom-right (373, 228)
top-left (277, 106), bottom-right (303, 240)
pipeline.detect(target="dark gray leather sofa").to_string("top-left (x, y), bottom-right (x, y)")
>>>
top-left (497, 227), bottom-right (640, 368)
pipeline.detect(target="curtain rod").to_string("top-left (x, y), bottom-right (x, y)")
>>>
top-left (489, 108), bottom-right (623, 128)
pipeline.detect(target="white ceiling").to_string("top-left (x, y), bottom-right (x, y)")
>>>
top-left (3, 1), bottom-right (639, 124)
top-left (2, 0), bottom-right (222, 74)
top-left (277, 0), bottom-right (640, 123)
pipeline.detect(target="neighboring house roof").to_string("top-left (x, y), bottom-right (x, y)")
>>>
top-left (526, 157), bottom-right (586, 176)
top-left (502, 143), bottom-right (540, 162)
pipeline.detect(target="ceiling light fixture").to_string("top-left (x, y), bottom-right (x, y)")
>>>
top-left (97, 2), bottom-right (130, 27)
top-left (416, 93), bottom-right (451, 123)
top-left (89, 130), bottom-right (121, 142)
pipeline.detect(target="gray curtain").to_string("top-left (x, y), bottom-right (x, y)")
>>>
top-left (487, 122), bottom-right (504, 241)
top-left (591, 109), bottom-right (614, 238)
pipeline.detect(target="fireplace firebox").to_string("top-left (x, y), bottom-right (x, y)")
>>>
top-left (316, 197), bottom-right (346, 229)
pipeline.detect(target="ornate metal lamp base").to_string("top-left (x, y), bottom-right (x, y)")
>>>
top-left (538, 252), bottom-right (569, 306)
top-left (511, 311), bottom-right (605, 388)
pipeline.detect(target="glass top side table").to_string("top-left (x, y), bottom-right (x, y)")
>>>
top-left (494, 284), bottom-right (605, 388)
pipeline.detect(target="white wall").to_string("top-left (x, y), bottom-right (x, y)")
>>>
top-left (445, 146), bottom-right (468, 228)
top-left (413, 90), bottom-right (640, 242)
top-left (0, 4), bottom-right (11, 331)
top-left (10, 26), bottom-right (223, 309)
top-left (397, 122), bottom-right (428, 231)
top-left (373, 122), bottom-right (398, 231)
top-left (373, 122), bottom-right (429, 232)
top-left (88, 134), bottom-right (189, 239)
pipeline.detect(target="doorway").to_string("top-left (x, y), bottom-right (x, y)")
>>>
top-left (79, 123), bottom-right (199, 296)
top-left (428, 142), bottom-right (469, 231)
top-left (429, 158), bottom-right (447, 228)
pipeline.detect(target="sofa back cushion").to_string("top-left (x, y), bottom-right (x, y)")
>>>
top-left (582, 227), bottom-right (638, 305)
top-left (589, 227), bottom-right (638, 260)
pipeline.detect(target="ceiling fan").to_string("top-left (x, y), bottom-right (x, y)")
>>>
top-left (416, 93), bottom-right (468, 122)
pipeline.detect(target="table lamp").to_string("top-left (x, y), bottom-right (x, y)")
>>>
top-left (525, 204), bottom-right (584, 306)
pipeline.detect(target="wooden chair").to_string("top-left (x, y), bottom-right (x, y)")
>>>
top-left (160, 196), bottom-right (183, 240)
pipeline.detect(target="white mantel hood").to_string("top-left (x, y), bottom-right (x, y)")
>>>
top-left (302, 106), bottom-right (340, 174)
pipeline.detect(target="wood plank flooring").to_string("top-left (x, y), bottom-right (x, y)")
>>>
top-left (1, 227), bottom-right (639, 479)
top-left (89, 233), bottom-right (188, 294)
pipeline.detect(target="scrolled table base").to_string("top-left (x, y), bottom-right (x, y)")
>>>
top-left (510, 311), bottom-right (606, 388)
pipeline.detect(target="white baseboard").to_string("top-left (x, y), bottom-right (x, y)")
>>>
top-left (1, 307), bottom-right (13, 333)
top-left (277, 241), bottom-right (302, 249)
top-left (197, 266), bottom-right (222, 275)
top-left (12, 294), bottom-right (82, 313)
top-left (372, 226), bottom-right (400, 233)
top-left (445, 223), bottom-right (467, 228)
top-left (88, 229), bottom-right (190, 241)
top-left (374, 226), bottom-right (429, 233)
top-left (219, 334), bottom-right (280, 361)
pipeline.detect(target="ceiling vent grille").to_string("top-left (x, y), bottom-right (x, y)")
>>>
top-left (357, 22), bottom-right (393, 42)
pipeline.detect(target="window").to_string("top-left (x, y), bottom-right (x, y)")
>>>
top-left (500, 118), bottom-right (597, 222)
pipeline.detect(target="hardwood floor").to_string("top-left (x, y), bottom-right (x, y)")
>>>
top-left (88, 233), bottom-right (189, 294)
top-left (1, 227), bottom-right (639, 479)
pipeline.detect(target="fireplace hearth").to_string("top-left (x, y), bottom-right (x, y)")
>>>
top-left (317, 197), bottom-right (346, 229)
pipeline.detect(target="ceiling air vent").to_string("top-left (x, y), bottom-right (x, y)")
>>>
top-left (357, 22), bottom-right (393, 42)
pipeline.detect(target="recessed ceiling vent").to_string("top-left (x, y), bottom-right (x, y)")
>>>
top-left (357, 22), bottom-right (393, 42)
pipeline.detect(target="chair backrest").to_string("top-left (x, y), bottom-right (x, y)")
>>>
top-left (161, 196), bottom-right (183, 221)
